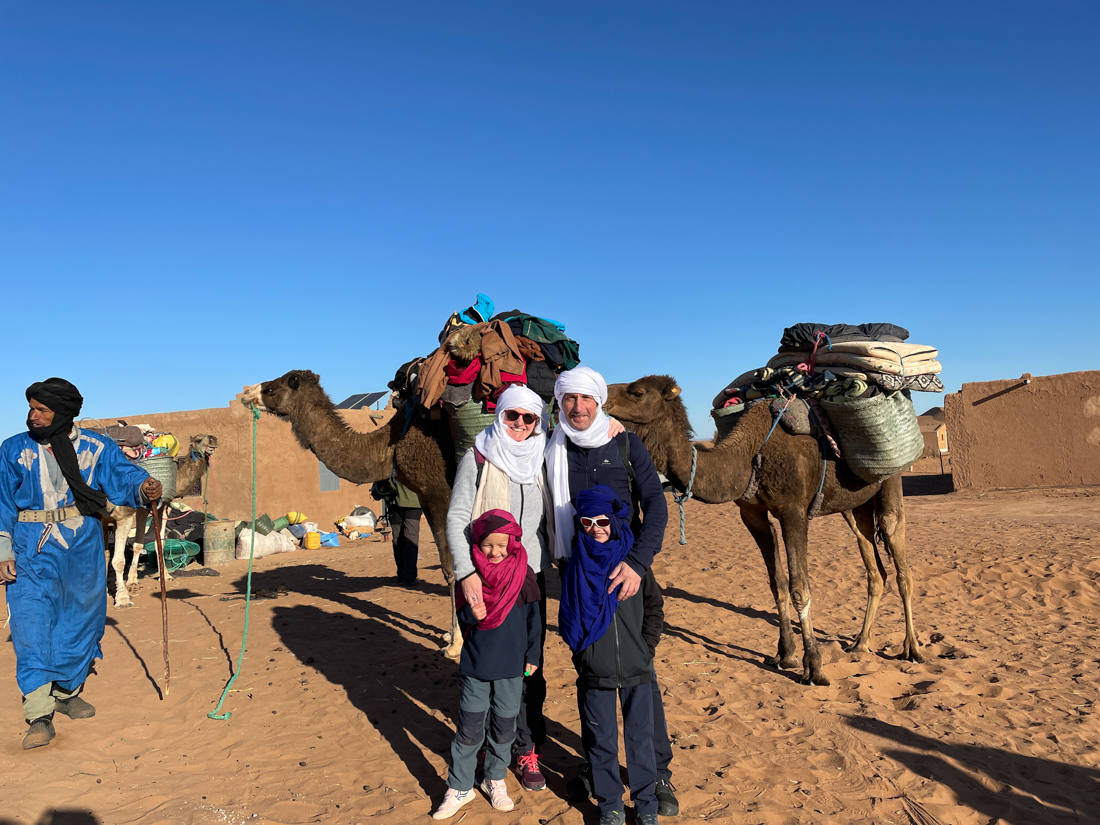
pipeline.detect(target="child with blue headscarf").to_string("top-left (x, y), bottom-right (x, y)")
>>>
top-left (559, 485), bottom-right (658, 825)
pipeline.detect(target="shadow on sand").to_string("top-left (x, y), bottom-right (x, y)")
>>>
top-left (235, 564), bottom-right (586, 805)
top-left (0, 811), bottom-right (101, 825)
top-left (846, 715), bottom-right (1099, 825)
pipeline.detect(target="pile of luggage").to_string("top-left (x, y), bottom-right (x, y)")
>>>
top-left (392, 294), bottom-right (582, 459)
top-left (712, 323), bottom-right (942, 483)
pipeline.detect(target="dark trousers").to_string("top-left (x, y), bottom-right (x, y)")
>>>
top-left (513, 571), bottom-right (547, 754)
top-left (391, 506), bottom-right (422, 583)
top-left (577, 667), bottom-right (673, 781)
top-left (580, 684), bottom-right (658, 816)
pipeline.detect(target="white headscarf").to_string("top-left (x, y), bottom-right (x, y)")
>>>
top-left (473, 385), bottom-right (547, 485)
top-left (544, 366), bottom-right (613, 560)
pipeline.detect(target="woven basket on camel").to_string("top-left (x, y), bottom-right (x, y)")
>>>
top-left (443, 398), bottom-right (497, 462)
top-left (820, 391), bottom-right (923, 484)
top-left (137, 455), bottom-right (178, 500)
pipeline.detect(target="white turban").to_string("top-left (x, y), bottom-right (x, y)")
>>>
top-left (545, 366), bottom-right (613, 559)
top-left (473, 385), bottom-right (547, 485)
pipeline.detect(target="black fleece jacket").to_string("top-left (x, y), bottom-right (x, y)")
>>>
top-left (457, 568), bottom-right (542, 681)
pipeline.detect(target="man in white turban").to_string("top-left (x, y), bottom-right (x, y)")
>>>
top-left (544, 366), bottom-right (680, 816)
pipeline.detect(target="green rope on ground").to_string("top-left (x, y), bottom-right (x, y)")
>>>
top-left (208, 404), bottom-right (260, 721)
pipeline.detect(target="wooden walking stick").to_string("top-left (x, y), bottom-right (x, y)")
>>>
top-left (150, 502), bottom-right (171, 697)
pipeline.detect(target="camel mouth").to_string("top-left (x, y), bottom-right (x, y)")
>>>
top-left (241, 384), bottom-right (266, 411)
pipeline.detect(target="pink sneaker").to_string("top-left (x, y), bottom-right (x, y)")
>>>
top-left (431, 788), bottom-right (475, 820)
top-left (480, 778), bottom-right (515, 811)
top-left (514, 748), bottom-right (547, 791)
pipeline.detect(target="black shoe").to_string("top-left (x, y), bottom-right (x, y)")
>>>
top-left (565, 766), bottom-right (594, 801)
top-left (23, 716), bottom-right (56, 749)
top-left (638, 815), bottom-right (660, 825)
top-left (598, 811), bottom-right (625, 825)
top-left (56, 695), bottom-right (96, 719)
top-left (655, 779), bottom-right (679, 816)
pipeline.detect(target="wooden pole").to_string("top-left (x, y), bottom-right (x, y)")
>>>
top-left (150, 503), bottom-right (171, 697)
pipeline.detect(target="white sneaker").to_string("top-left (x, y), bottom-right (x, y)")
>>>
top-left (480, 777), bottom-right (515, 811)
top-left (432, 788), bottom-right (475, 820)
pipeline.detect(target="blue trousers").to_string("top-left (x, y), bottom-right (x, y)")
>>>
top-left (578, 669), bottom-right (674, 781)
top-left (580, 683), bottom-right (658, 816)
top-left (447, 675), bottom-right (523, 791)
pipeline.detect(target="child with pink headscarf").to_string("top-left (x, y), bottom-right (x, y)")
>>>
top-left (432, 509), bottom-right (541, 819)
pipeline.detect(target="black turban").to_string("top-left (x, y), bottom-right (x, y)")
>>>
top-left (26, 377), bottom-right (84, 421)
top-left (26, 377), bottom-right (108, 516)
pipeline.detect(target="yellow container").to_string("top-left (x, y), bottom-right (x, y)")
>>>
top-left (304, 532), bottom-right (321, 550)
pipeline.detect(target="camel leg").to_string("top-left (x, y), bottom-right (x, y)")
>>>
top-left (420, 493), bottom-right (462, 661)
top-left (841, 503), bottom-right (887, 653)
top-left (778, 509), bottom-right (828, 686)
top-left (878, 475), bottom-right (922, 663)
top-left (128, 509), bottom-right (149, 591)
top-left (739, 505), bottom-right (799, 670)
top-left (112, 513), bottom-right (136, 609)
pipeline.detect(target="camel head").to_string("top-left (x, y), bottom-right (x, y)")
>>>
top-left (189, 434), bottom-right (218, 459)
top-left (605, 375), bottom-right (694, 474)
top-left (242, 370), bottom-right (323, 418)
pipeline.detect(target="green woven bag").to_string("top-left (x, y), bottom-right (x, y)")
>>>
top-left (444, 398), bottom-right (497, 461)
top-left (820, 391), bottom-right (924, 484)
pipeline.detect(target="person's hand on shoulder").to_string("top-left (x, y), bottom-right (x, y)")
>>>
top-left (607, 417), bottom-right (625, 438)
top-left (462, 575), bottom-right (488, 619)
top-left (607, 561), bottom-right (641, 600)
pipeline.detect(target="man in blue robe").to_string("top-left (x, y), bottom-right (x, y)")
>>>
top-left (0, 378), bottom-right (161, 749)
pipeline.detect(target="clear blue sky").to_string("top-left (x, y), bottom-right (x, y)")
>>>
top-left (2, 1), bottom-right (1097, 439)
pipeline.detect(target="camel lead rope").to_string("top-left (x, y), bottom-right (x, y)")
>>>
top-left (208, 403), bottom-right (260, 721)
top-left (672, 445), bottom-right (698, 545)
top-left (150, 502), bottom-right (171, 696)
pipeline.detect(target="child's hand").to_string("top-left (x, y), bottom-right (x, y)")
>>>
top-left (472, 602), bottom-right (487, 620)
top-left (524, 664), bottom-right (538, 676)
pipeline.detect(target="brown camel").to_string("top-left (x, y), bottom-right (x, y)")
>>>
top-left (106, 434), bottom-right (219, 608)
top-left (605, 375), bottom-right (922, 686)
top-left (240, 370), bottom-right (463, 658)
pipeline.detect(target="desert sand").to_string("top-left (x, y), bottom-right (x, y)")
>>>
top-left (2, 467), bottom-right (1098, 825)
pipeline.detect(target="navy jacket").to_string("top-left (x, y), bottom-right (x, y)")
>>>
top-left (565, 433), bottom-right (668, 576)
top-left (457, 569), bottom-right (542, 681)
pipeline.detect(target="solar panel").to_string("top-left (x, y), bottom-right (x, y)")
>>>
top-left (336, 391), bottom-right (388, 410)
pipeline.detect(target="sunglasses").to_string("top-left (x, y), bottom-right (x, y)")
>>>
top-left (503, 410), bottom-right (539, 425)
top-left (579, 516), bottom-right (611, 528)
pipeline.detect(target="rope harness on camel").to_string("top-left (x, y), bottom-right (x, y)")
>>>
top-left (672, 444), bottom-right (697, 545)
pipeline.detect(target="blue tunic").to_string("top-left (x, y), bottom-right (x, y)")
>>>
top-left (0, 428), bottom-right (149, 695)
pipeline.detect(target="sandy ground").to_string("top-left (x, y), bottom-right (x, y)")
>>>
top-left (2, 468), bottom-right (1098, 825)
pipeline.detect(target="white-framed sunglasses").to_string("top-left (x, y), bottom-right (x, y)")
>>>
top-left (579, 516), bottom-right (611, 528)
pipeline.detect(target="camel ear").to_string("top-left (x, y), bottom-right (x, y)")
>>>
top-left (664, 385), bottom-right (681, 400)
top-left (288, 374), bottom-right (301, 391)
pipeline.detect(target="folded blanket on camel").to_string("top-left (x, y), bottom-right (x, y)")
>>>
top-left (767, 351), bottom-right (942, 377)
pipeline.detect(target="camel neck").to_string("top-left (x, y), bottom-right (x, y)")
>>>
top-left (666, 406), bottom-right (769, 504)
top-left (289, 392), bottom-right (397, 485)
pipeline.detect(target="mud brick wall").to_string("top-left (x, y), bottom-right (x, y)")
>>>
top-left (94, 394), bottom-right (394, 528)
top-left (945, 370), bottom-right (1100, 490)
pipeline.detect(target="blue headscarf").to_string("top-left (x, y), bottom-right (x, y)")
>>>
top-left (558, 485), bottom-right (634, 653)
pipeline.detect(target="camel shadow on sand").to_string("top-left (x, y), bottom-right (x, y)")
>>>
top-left (846, 715), bottom-right (1099, 825)
top-left (236, 564), bottom-right (586, 807)
top-left (0, 811), bottom-right (100, 825)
